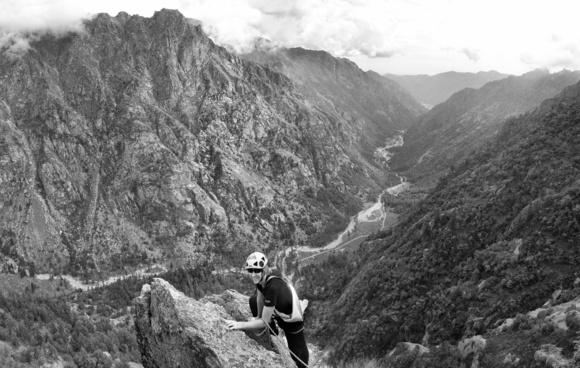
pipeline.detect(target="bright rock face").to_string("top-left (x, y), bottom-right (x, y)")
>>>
top-left (534, 345), bottom-right (571, 368)
top-left (0, 9), bottom-right (420, 273)
top-left (134, 278), bottom-right (294, 368)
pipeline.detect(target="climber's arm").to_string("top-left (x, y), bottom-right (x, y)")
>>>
top-left (256, 290), bottom-right (265, 317)
top-left (224, 306), bottom-right (274, 330)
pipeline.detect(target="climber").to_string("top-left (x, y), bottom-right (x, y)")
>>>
top-left (224, 251), bottom-right (309, 368)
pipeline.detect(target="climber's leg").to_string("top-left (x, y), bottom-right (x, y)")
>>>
top-left (285, 329), bottom-right (309, 368)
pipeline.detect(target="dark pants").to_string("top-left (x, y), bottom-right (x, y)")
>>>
top-left (249, 294), bottom-right (309, 368)
top-left (285, 328), bottom-right (309, 368)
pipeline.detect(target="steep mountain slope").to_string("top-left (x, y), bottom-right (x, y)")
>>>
top-left (242, 46), bottom-right (427, 158)
top-left (390, 68), bottom-right (580, 186)
top-left (384, 70), bottom-right (510, 107)
top-left (321, 80), bottom-right (580, 363)
top-left (0, 10), bottom-right (416, 275)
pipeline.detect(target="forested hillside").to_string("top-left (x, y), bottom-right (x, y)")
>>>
top-left (319, 80), bottom-right (580, 365)
top-left (0, 264), bottom-right (252, 367)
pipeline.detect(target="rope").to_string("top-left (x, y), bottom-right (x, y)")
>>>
top-left (256, 325), bottom-right (269, 336)
top-left (266, 323), bottom-right (309, 368)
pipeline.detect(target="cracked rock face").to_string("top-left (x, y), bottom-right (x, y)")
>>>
top-left (134, 278), bottom-right (293, 368)
top-left (0, 9), bottom-right (416, 273)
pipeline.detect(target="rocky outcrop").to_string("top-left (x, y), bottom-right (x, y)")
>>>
top-left (534, 345), bottom-right (572, 368)
top-left (134, 278), bottom-right (294, 368)
top-left (528, 296), bottom-right (580, 331)
top-left (458, 335), bottom-right (486, 368)
top-left (388, 342), bottom-right (430, 357)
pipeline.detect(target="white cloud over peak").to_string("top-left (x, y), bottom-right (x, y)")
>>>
top-left (188, 0), bottom-right (402, 59)
top-left (0, 0), bottom-right (87, 32)
top-left (0, 0), bottom-right (88, 56)
top-left (0, 0), bottom-right (578, 75)
top-left (462, 48), bottom-right (481, 62)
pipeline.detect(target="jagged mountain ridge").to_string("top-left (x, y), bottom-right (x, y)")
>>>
top-left (383, 70), bottom-right (510, 107)
top-left (0, 9), bottom-right (417, 274)
top-left (390, 68), bottom-right (580, 186)
top-left (241, 46), bottom-right (427, 158)
top-left (321, 79), bottom-right (580, 363)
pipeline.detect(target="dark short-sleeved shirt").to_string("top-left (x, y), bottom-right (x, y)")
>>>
top-left (257, 276), bottom-right (304, 333)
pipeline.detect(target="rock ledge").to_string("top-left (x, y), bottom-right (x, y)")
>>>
top-left (134, 278), bottom-right (292, 368)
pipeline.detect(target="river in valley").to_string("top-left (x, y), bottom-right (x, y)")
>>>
top-left (280, 132), bottom-right (409, 272)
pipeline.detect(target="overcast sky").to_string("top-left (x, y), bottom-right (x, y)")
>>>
top-left (1, 0), bottom-right (579, 76)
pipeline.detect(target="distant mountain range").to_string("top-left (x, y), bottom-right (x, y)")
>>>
top-left (384, 70), bottom-right (510, 107)
top-left (389, 68), bottom-right (580, 187)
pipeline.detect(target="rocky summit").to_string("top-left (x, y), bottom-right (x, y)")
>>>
top-left (0, 9), bottom-right (418, 275)
top-left (134, 277), bottom-right (294, 368)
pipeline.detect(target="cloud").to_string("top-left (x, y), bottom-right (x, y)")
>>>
top-left (0, 0), bottom-right (89, 56)
top-left (179, 0), bottom-right (401, 58)
top-left (0, 0), bottom-right (88, 32)
top-left (462, 48), bottom-right (480, 62)
top-left (371, 51), bottom-right (399, 58)
top-left (1, 0), bottom-right (579, 75)
top-left (0, 33), bottom-right (35, 57)
top-left (519, 34), bottom-right (580, 72)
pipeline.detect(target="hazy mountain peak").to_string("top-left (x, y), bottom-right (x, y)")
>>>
top-left (253, 37), bottom-right (279, 52)
top-left (390, 68), bottom-right (580, 186)
top-left (383, 70), bottom-right (511, 106)
top-left (520, 67), bottom-right (550, 78)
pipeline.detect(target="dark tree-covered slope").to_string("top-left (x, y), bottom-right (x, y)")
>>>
top-left (321, 80), bottom-right (580, 363)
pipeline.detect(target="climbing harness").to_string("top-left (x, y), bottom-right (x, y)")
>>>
top-left (259, 275), bottom-right (308, 367)
top-left (264, 275), bottom-right (304, 323)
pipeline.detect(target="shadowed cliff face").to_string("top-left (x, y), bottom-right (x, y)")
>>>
top-left (242, 47), bottom-right (427, 159)
top-left (0, 9), bottom-right (413, 274)
top-left (134, 278), bottom-right (294, 368)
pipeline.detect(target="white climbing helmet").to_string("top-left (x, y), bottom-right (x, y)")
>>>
top-left (245, 252), bottom-right (268, 270)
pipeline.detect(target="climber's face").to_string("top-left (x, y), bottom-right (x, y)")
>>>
top-left (247, 268), bottom-right (263, 284)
